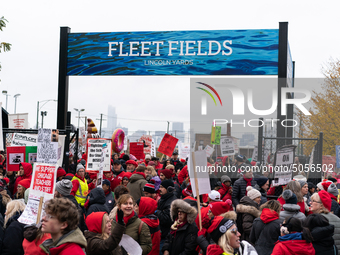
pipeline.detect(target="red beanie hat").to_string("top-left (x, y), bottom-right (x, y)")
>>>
top-left (3, 177), bottom-right (9, 185)
top-left (86, 212), bottom-right (106, 233)
top-left (18, 179), bottom-right (31, 189)
top-left (182, 184), bottom-right (192, 197)
top-left (180, 158), bottom-right (186, 163)
top-left (209, 200), bottom-right (233, 216)
top-left (126, 160), bottom-right (138, 168)
top-left (321, 181), bottom-right (332, 192)
top-left (160, 169), bottom-right (173, 179)
top-left (318, 190), bottom-right (332, 212)
top-left (57, 168), bottom-right (66, 178)
top-left (66, 173), bottom-right (74, 177)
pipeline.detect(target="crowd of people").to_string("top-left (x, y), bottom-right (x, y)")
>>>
top-left (0, 151), bottom-right (339, 255)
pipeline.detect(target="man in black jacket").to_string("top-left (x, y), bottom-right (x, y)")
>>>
top-left (232, 166), bottom-right (256, 207)
top-left (155, 179), bottom-right (177, 255)
top-left (170, 152), bottom-right (183, 172)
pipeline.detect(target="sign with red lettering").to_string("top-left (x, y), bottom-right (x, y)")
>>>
top-left (138, 135), bottom-right (152, 155)
top-left (7, 146), bottom-right (26, 171)
top-left (130, 142), bottom-right (145, 160)
top-left (31, 163), bottom-right (57, 194)
top-left (158, 133), bottom-right (179, 157)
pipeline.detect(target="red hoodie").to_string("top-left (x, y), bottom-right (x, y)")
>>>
top-left (14, 162), bottom-right (32, 194)
top-left (260, 208), bottom-right (279, 223)
top-left (178, 165), bottom-right (188, 185)
top-left (86, 211), bottom-right (106, 233)
top-left (138, 197), bottom-right (160, 255)
top-left (218, 183), bottom-right (232, 202)
top-left (272, 239), bottom-right (315, 255)
top-left (206, 244), bottom-right (229, 255)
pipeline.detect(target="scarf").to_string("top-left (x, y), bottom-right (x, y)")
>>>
top-left (116, 211), bottom-right (136, 225)
top-left (244, 177), bottom-right (252, 195)
top-left (170, 218), bottom-right (187, 237)
top-left (135, 172), bottom-right (146, 179)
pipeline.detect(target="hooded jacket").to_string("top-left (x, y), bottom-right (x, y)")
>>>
top-left (127, 172), bottom-right (147, 202)
top-left (178, 166), bottom-right (188, 185)
top-left (249, 208), bottom-right (283, 255)
top-left (206, 244), bottom-right (233, 255)
top-left (279, 203), bottom-right (306, 221)
top-left (236, 196), bottom-right (260, 242)
top-left (1, 211), bottom-right (25, 255)
top-left (310, 224), bottom-right (337, 255)
top-left (155, 191), bottom-right (177, 239)
top-left (40, 228), bottom-right (87, 255)
top-left (218, 183), bottom-right (232, 202)
top-left (85, 211), bottom-right (125, 255)
top-left (271, 233), bottom-right (315, 255)
top-left (86, 187), bottom-right (110, 217)
top-left (321, 212), bottom-right (340, 253)
top-left (232, 177), bottom-right (256, 207)
top-left (162, 199), bottom-right (198, 255)
top-left (138, 197), bottom-right (160, 255)
top-left (13, 162), bottom-right (32, 195)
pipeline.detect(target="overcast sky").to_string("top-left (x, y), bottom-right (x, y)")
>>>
top-left (1, 0), bottom-right (340, 135)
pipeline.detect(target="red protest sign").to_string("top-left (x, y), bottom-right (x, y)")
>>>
top-left (130, 142), bottom-right (145, 160)
top-left (7, 146), bottom-right (26, 171)
top-left (31, 164), bottom-right (57, 194)
top-left (158, 133), bottom-right (179, 157)
top-left (138, 135), bottom-right (152, 155)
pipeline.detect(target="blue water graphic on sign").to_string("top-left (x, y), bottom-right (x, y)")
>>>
top-left (67, 29), bottom-right (279, 76)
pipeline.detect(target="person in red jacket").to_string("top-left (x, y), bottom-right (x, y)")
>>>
top-left (271, 216), bottom-right (315, 255)
top-left (177, 165), bottom-right (188, 185)
top-left (277, 180), bottom-right (306, 214)
top-left (135, 197), bottom-right (160, 255)
top-left (218, 175), bottom-right (232, 202)
top-left (40, 197), bottom-right (87, 254)
top-left (13, 162), bottom-right (32, 195)
top-left (103, 170), bottom-right (115, 191)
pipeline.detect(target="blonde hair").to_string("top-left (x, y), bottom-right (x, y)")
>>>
top-left (101, 213), bottom-right (110, 239)
top-left (218, 229), bottom-right (235, 254)
top-left (165, 165), bottom-right (175, 170)
top-left (311, 193), bottom-right (330, 214)
top-left (146, 166), bottom-right (157, 177)
top-left (283, 181), bottom-right (303, 202)
top-left (4, 200), bottom-right (25, 228)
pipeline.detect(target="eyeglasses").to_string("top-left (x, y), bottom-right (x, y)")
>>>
top-left (230, 228), bottom-right (238, 235)
top-left (178, 210), bottom-right (186, 214)
top-left (42, 212), bottom-right (55, 221)
top-left (311, 199), bottom-right (322, 204)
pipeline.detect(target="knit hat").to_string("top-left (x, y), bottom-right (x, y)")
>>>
top-left (160, 169), bottom-right (173, 179)
top-left (3, 177), bottom-right (9, 185)
top-left (327, 183), bottom-right (339, 197)
top-left (126, 160), bottom-right (138, 168)
top-left (182, 185), bottom-right (192, 197)
top-left (208, 216), bottom-right (235, 243)
top-left (102, 179), bottom-right (111, 187)
top-left (282, 189), bottom-right (298, 204)
top-left (208, 190), bottom-right (222, 202)
top-left (297, 180), bottom-right (307, 189)
top-left (56, 179), bottom-right (73, 196)
top-left (143, 183), bottom-right (156, 194)
top-left (209, 200), bottom-right (232, 216)
top-left (64, 173), bottom-right (74, 181)
top-left (145, 154), bottom-right (151, 160)
top-left (18, 179), bottom-right (31, 189)
top-left (236, 155), bottom-right (244, 162)
top-left (322, 181), bottom-right (332, 192)
top-left (221, 175), bottom-right (231, 184)
top-left (317, 182), bottom-right (324, 191)
top-left (86, 212), bottom-right (106, 234)
top-left (148, 161), bottom-right (155, 167)
top-left (255, 177), bottom-right (268, 188)
top-left (246, 186), bottom-right (261, 200)
top-left (76, 163), bottom-right (85, 172)
top-left (160, 179), bottom-right (174, 189)
top-left (180, 158), bottom-right (186, 163)
top-left (318, 190), bottom-right (332, 211)
top-left (57, 167), bottom-right (66, 178)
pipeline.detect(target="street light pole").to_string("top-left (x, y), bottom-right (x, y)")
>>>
top-left (2, 91), bottom-right (9, 110)
top-left (36, 99), bottom-right (57, 129)
top-left (41, 111), bottom-right (47, 128)
top-left (74, 108), bottom-right (85, 130)
top-left (14, 94), bottom-right (21, 114)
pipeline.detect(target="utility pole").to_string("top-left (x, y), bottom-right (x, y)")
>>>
top-left (41, 111), bottom-right (47, 128)
top-left (167, 121), bottom-right (170, 133)
top-left (96, 114), bottom-right (106, 137)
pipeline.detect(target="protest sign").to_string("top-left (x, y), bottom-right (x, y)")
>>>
top-left (138, 135), bottom-right (152, 155)
top-left (273, 145), bottom-right (296, 186)
top-left (179, 143), bottom-right (190, 159)
top-left (0, 103), bottom-right (3, 151)
top-left (130, 142), bottom-right (145, 160)
top-left (25, 146), bottom-right (37, 164)
top-left (204, 145), bottom-right (214, 157)
top-left (252, 145), bottom-right (271, 163)
top-left (18, 163), bottom-right (57, 225)
top-left (86, 138), bottom-right (112, 172)
top-left (57, 135), bottom-right (65, 167)
top-left (8, 113), bottom-right (29, 129)
top-left (220, 137), bottom-right (235, 156)
top-left (233, 137), bottom-right (239, 153)
top-left (151, 139), bottom-right (156, 157)
top-left (97, 143), bottom-right (109, 187)
top-left (158, 133), bottom-right (178, 157)
top-left (7, 146), bottom-right (26, 171)
top-left (211, 126), bottom-right (221, 145)
top-left (37, 129), bottom-right (58, 164)
top-left (11, 133), bottom-right (37, 146)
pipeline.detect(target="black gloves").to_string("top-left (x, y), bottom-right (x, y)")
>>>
top-left (117, 209), bottom-right (125, 226)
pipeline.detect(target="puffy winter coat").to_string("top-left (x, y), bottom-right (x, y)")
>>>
top-left (86, 187), bottom-right (110, 217)
top-left (104, 190), bottom-right (115, 212)
top-left (162, 199), bottom-right (198, 255)
top-left (330, 198), bottom-right (340, 217)
top-left (231, 177), bottom-right (256, 207)
top-left (1, 211), bottom-right (25, 255)
top-left (111, 213), bottom-right (152, 255)
top-left (127, 173), bottom-right (147, 202)
top-left (278, 196), bottom-right (306, 214)
top-left (279, 204), bottom-right (306, 221)
top-left (40, 228), bottom-right (87, 255)
top-left (271, 233), bottom-right (315, 255)
top-left (236, 196), bottom-right (260, 242)
top-left (155, 192), bottom-right (177, 239)
top-left (310, 224), bottom-right (337, 255)
top-left (321, 212), bottom-right (340, 253)
top-left (249, 208), bottom-right (283, 255)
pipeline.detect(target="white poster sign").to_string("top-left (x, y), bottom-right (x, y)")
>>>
top-left (273, 145), bottom-right (296, 186)
top-left (57, 135), bottom-right (65, 167)
top-left (138, 135), bottom-right (152, 155)
top-left (86, 139), bottom-right (112, 171)
top-left (204, 145), bottom-right (214, 157)
top-left (179, 143), bottom-right (191, 159)
top-left (151, 139), bottom-right (156, 157)
top-left (8, 113), bottom-right (29, 129)
top-left (37, 129), bottom-right (58, 164)
top-left (233, 137), bottom-right (239, 153)
top-left (11, 133), bottom-right (38, 146)
top-left (188, 150), bottom-right (211, 198)
top-left (220, 137), bottom-right (235, 156)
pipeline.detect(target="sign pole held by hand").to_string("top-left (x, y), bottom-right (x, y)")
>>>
top-left (36, 196), bottom-right (44, 224)
top-left (191, 151), bottom-right (202, 230)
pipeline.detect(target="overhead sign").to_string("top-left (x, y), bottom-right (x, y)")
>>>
top-left (220, 137), bottom-right (235, 156)
top-left (86, 138), bottom-right (112, 172)
top-left (67, 29), bottom-right (279, 76)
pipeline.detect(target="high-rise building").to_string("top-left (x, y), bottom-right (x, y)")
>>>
top-left (107, 105), bottom-right (117, 133)
top-left (172, 122), bottom-right (184, 132)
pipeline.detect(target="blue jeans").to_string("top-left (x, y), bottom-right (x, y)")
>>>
top-left (159, 239), bottom-right (165, 255)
